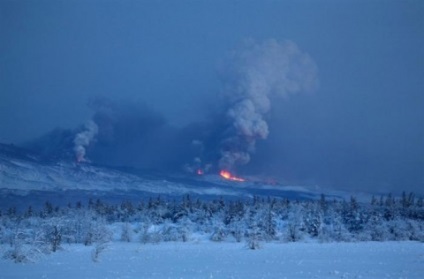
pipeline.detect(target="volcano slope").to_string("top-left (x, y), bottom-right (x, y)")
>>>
top-left (0, 143), bottom-right (326, 210)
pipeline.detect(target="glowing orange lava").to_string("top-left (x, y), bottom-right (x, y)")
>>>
top-left (219, 170), bottom-right (245, 182)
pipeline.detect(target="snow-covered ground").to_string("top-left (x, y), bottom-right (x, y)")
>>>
top-left (1, 149), bottom-right (372, 211)
top-left (1, 241), bottom-right (423, 279)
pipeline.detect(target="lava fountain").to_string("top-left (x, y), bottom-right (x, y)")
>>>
top-left (219, 170), bottom-right (245, 182)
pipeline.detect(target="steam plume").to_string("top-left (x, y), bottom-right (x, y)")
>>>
top-left (26, 39), bottom-right (318, 174)
top-left (73, 120), bottom-right (98, 162)
top-left (219, 39), bottom-right (318, 169)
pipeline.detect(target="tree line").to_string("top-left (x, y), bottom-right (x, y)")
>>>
top-left (1, 192), bottom-right (423, 262)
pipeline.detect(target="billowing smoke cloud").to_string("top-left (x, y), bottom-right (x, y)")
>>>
top-left (24, 98), bottom-right (201, 170)
top-left (218, 39), bottom-right (318, 170)
top-left (24, 39), bottom-right (318, 175)
top-left (73, 120), bottom-right (98, 162)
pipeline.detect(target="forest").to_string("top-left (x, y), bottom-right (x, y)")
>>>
top-left (1, 192), bottom-right (423, 263)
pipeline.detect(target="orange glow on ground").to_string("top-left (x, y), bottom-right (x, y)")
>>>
top-left (219, 170), bottom-right (245, 182)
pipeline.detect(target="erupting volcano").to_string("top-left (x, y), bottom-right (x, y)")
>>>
top-left (219, 170), bottom-right (245, 182)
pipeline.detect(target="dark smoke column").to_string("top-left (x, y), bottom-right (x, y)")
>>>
top-left (219, 39), bottom-right (318, 170)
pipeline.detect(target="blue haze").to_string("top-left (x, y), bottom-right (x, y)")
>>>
top-left (1, 0), bottom-right (423, 193)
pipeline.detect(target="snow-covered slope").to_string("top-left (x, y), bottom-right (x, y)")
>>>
top-left (0, 143), bottom-right (342, 209)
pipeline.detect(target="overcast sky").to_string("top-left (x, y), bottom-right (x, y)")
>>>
top-left (1, 0), bottom-right (423, 193)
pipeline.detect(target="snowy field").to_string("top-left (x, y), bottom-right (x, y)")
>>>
top-left (1, 242), bottom-right (423, 279)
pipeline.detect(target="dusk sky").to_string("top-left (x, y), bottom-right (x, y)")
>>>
top-left (1, 0), bottom-right (423, 193)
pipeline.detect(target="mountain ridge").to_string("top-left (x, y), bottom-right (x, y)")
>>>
top-left (0, 143), bottom-right (366, 210)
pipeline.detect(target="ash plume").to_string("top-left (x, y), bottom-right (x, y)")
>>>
top-left (73, 120), bottom-right (98, 162)
top-left (219, 39), bottom-right (318, 170)
top-left (23, 39), bottom-right (318, 175)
